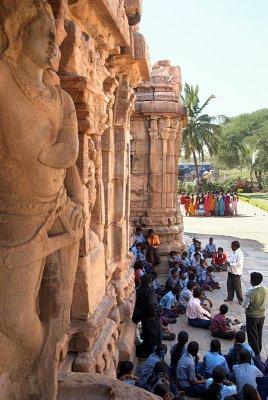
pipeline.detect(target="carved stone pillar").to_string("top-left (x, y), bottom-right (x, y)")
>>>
top-left (130, 60), bottom-right (187, 254)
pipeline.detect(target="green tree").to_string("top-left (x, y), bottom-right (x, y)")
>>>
top-left (214, 109), bottom-right (268, 187)
top-left (181, 83), bottom-right (223, 178)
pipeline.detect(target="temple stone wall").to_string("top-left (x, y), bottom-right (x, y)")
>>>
top-left (130, 60), bottom-right (187, 254)
top-left (49, 0), bottom-right (150, 384)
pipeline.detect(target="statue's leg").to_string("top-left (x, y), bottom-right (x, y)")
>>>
top-left (0, 258), bottom-right (45, 397)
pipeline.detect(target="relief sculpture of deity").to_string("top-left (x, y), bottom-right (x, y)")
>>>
top-left (0, 1), bottom-right (86, 398)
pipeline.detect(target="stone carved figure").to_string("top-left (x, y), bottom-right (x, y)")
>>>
top-left (0, 1), bottom-right (85, 398)
top-left (87, 139), bottom-right (97, 216)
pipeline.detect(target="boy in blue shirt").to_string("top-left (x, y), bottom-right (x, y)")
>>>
top-left (160, 286), bottom-right (181, 318)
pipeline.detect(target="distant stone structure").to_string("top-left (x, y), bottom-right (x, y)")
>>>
top-left (130, 60), bottom-right (187, 253)
top-left (0, 0), bottom-right (152, 399)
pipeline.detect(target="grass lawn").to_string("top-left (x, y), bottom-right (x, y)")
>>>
top-left (239, 193), bottom-right (268, 211)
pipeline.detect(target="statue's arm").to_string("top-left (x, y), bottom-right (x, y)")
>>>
top-left (39, 91), bottom-right (79, 169)
top-left (64, 164), bottom-right (83, 205)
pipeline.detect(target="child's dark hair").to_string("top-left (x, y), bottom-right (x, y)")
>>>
top-left (187, 341), bottom-right (199, 357)
top-left (242, 383), bottom-right (260, 400)
top-left (154, 384), bottom-right (169, 397)
top-left (220, 304), bottom-right (228, 314)
top-left (200, 259), bottom-right (206, 265)
top-left (187, 281), bottom-right (196, 290)
top-left (188, 272), bottom-right (196, 281)
top-left (206, 266), bottom-right (213, 273)
top-left (210, 339), bottom-right (221, 354)
top-left (181, 251), bottom-right (188, 257)
top-left (171, 268), bottom-right (178, 276)
top-left (179, 269), bottom-right (186, 277)
top-left (238, 348), bottom-right (251, 364)
top-left (134, 261), bottom-right (143, 270)
top-left (117, 361), bottom-right (134, 378)
top-left (136, 242), bottom-right (142, 248)
top-left (204, 366), bottom-right (225, 400)
top-left (147, 361), bottom-right (167, 388)
top-left (235, 330), bottom-right (246, 343)
top-left (170, 251), bottom-right (177, 256)
top-left (171, 331), bottom-right (189, 368)
top-left (148, 228), bottom-right (154, 234)
top-left (193, 287), bottom-right (202, 298)
top-left (218, 247), bottom-right (223, 251)
top-left (172, 286), bottom-right (180, 295)
top-left (136, 226), bottom-right (142, 233)
top-left (152, 271), bottom-right (158, 278)
top-left (251, 271), bottom-right (263, 286)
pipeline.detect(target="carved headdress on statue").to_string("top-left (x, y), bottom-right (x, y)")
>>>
top-left (0, 0), bottom-right (54, 60)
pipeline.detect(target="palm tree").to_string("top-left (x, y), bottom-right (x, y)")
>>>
top-left (181, 83), bottom-right (224, 179)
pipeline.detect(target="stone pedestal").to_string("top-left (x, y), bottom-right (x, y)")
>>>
top-left (130, 60), bottom-right (187, 254)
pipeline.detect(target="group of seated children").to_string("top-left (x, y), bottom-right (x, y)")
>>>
top-left (118, 331), bottom-right (268, 399)
top-left (131, 227), bottom-right (161, 272)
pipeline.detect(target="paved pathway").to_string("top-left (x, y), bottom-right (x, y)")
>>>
top-left (161, 201), bottom-right (268, 398)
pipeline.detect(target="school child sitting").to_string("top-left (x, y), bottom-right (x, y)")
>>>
top-left (211, 247), bottom-right (228, 272)
top-left (205, 365), bottom-right (237, 400)
top-left (203, 237), bottom-right (217, 258)
top-left (177, 270), bottom-right (188, 290)
top-left (188, 238), bottom-right (198, 258)
top-left (169, 251), bottom-right (181, 267)
top-left (210, 304), bottom-right (236, 340)
top-left (225, 330), bottom-right (255, 369)
top-left (170, 331), bottom-right (189, 377)
top-left (147, 228), bottom-right (161, 266)
top-left (168, 262), bottom-right (180, 278)
top-left (232, 348), bottom-right (263, 398)
top-left (200, 266), bottom-right (220, 291)
top-left (154, 384), bottom-right (181, 400)
top-left (176, 341), bottom-right (206, 398)
top-left (178, 281), bottom-right (196, 311)
top-left (135, 242), bottom-right (145, 262)
top-left (191, 254), bottom-right (201, 271)
top-left (143, 361), bottom-right (170, 393)
top-left (133, 226), bottom-right (146, 246)
top-left (203, 339), bottom-right (230, 378)
top-left (139, 344), bottom-right (167, 388)
top-left (196, 259), bottom-right (207, 283)
top-left (151, 273), bottom-right (165, 300)
top-left (160, 287), bottom-right (181, 318)
top-left (165, 268), bottom-right (179, 292)
top-left (179, 251), bottom-right (191, 271)
top-left (117, 361), bottom-right (139, 385)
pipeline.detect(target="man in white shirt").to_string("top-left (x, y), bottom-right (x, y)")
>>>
top-left (187, 287), bottom-right (211, 328)
top-left (224, 241), bottom-right (244, 305)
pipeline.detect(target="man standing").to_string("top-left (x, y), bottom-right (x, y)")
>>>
top-left (224, 241), bottom-right (244, 305)
top-left (242, 272), bottom-right (268, 357)
top-left (133, 274), bottom-right (162, 357)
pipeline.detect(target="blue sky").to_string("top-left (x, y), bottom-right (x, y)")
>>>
top-left (140, 0), bottom-right (268, 117)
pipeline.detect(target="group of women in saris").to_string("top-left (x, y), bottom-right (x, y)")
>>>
top-left (180, 191), bottom-right (238, 217)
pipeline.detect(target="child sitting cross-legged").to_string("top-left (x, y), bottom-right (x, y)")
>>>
top-left (170, 331), bottom-right (189, 378)
top-left (165, 268), bottom-right (179, 292)
top-left (117, 361), bottom-right (139, 386)
top-left (169, 251), bottom-right (181, 268)
top-left (232, 348), bottom-right (263, 398)
top-left (177, 269), bottom-right (188, 290)
top-left (160, 286), bottom-right (184, 318)
top-left (200, 266), bottom-right (220, 291)
top-left (179, 250), bottom-right (191, 272)
top-left (203, 339), bottom-right (230, 378)
top-left (205, 365), bottom-right (237, 400)
top-left (225, 330), bottom-right (255, 369)
top-left (196, 259), bottom-right (207, 283)
top-left (209, 304), bottom-right (236, 340)
top-left (178, 281), bottom-right (196, 312)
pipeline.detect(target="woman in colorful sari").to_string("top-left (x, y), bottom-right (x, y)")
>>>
top-left (198, 193), bottom-right (205, 216)
top-left (210, 192), bottom-right (215, 216)
top-left (204, 192), bottom-right (211, 217)
top-left (219, 192), bottom-right (225, 216)
top-left (189, 194), bottom-right (196, 216)
top-left (195, 193), bottom-right (199, 216)
top-left (184, 193), bottom-right (191, 216)
top-left (224, 192), bottom-right (231, 216)
top-left (214, 194), bottom-right (220, 216)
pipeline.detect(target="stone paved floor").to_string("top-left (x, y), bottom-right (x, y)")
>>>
top-left (160, 200), bottom-right (268, 399)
